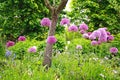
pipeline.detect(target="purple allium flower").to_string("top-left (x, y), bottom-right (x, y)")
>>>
top-left (5, 50), bottom-right (12, 57)
top-left (87, 32), bottom-right (92, 35)
top-left (107, 35), bottom-right (114, 42)
top-left (79, 23), bottom-right (88, 31)
top-left (82, 33), bottom-right (89, 39)
top-left (76, 45), bottom-right (82, 49)
top-left (97, 41), bottom-right (101, 45)
top-left (106, 31), bottom-right (111, 35)
top-left (110, 47), bottom-right (118, 55)
top-left (99, 27), bottom-right (107, 31)
top-left (89, 30), bottom-right (101, 40)
top-left (28, 46), bottom-right (37, 53)
top-left (60, 18), bottom-right (70, 26)
top-left (47, 36), bottom-right (57, 44)
top-left (6, 41), bottom-right (15, 48)
top-left (40, 18), bottom-right (51, 27)
top-left (98, 28), bottom-right (107, 42)
top-left (80, 30), bottom-right (85, 34)
top-left (89, 33), bottom-right (96, 40)
top-left (91, 41), bottom-right (98, 46)
top-left (93, 30), bottom-right (101, 38)
top-left (18, 36), bottom-right (26, 41)
top-left (68, 25), bottom-right (78, 32)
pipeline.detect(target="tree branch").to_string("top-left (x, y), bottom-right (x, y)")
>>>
top-left (44, 0), bottom-right (53, 12)
top-left (56, 0), bottom-right (68, 13)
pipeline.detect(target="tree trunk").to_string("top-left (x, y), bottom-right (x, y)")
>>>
top-left (43, 0), bottom-right (68, 69)
top-left (43, 8), bottom-right (58, 68)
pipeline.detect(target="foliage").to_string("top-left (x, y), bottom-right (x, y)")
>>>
top-left (0, 29), bottom-right (6, 58)
top-left (68, 0), bottom-right (120, 34)
top-left (54, 34), bottom-right (66, 53)
top-left (0, 53), bottom-right (120, 80)
top-left (66, 38), bottom-right (117, 57)
top-left (8, 39), bottom-right (41, 59)
top-left (0, 0), bottom-right (51, 40)
top-left (0, 42), bottom-right (5, 57)
top-left (0, 0), bottom-right (66, 40)
top-left (7, 34), bottom-right (66, 59)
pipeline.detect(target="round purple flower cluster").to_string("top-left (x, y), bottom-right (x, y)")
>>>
top-left (60, 18), bottom-right (70, 26)
top-left (79, 23), bottom-right (88, 31)
top-left (68, 25), bottom-right (78, 32)
top-left (91, 41), bottom-right (98, 46)
top-left (110, 47), bottom-right (118, 55)
top-left (18, 36), bottom-right (26, 41)
top-left (28, 46), bottom-right (37, 53)
top-left (6, 41), bottom-right (15, 48)
top-left (47, 36), bottom-right (57, 44)
top-left (40, 18), bottom-right (51, 27)
top-left (76, 45), bottom-right (82, 50)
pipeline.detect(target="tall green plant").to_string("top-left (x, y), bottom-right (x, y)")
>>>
top-left (0, 29), bottom-right (5, 58)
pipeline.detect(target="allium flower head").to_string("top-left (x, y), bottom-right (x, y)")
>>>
top-left (98, 28), bottom-right (107, 42)
top-left (80, 30), bottom-right (85, 34)
top-left (82, 33), bottom-right (89, 39)
top-left (107, 35), bottom-right (114, 41)
top-left (76, 45), bottom-right (82, 49)
top-left (87, 32), bottom-right (92, 35)
top-left (99, 27), bottom-right (107, 31)
top-left (40, 18), bottom-right (51, 27)
top-left (79, 23), bottom-right (88, 31)
top-left (110, 47), bottom-right (118, 55)
top-left (28, 46), bottom-right (37, 53)
top-left (68, 25), bottom-right (78, 32)
top-left (97, 41), bottom-right (101, 45)
top-left (89, 33), bottom-right (96, 40)
top-left (18, 36), bottom-right (26, 41)
top-left (47, 36), bottom-right (57, 44)
top-left (93, 30), bottom-right (101, 38)
top-left (89, 30), bottom-right (101, 40)
top-left (91, 41), bottom-right (98, 46)
top-left (106, 31), bottom-right (111, 35)
top-left (60, 18), bottom-right (70, 26)
top-left (6, 41), bottom-right (15, 48)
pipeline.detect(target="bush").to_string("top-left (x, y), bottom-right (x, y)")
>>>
top-left (54, 34), bottom-right (66, 53)
top-left (8, 39), bottom-right (41, 59)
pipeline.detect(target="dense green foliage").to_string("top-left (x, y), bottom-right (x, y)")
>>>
top-left (68, 0), bottom-right (120, 34)
top-left (0, 0), bottom-right (50, 40)
top-left (0, 0), bottom-right (66, 40)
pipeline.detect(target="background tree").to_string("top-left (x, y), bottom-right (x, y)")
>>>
top-left (0, 0), bottom-right (53, 40)
top-left (67, 0), bottom-right (120, 34)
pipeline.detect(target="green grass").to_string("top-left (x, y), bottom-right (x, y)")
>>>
top-left (0, 52), bottom-right (120, 80)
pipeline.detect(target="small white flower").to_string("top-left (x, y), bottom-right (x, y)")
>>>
top-left (100, 60), bottom-right (104, 64)
top-left (104, 56), bottom-right (109, 60)
top-left (100, 73), bottom-right (105, 78)
top-left (67, 41), bottom-right (71, 44)
top-left (113, 70), bottom-right (118, 74)
top-left (92, 57), bottom-right (99, 61)
top-left (65, 46), bottom-right (68, 50)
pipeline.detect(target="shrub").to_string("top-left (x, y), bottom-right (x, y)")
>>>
top-left (8, 39), bottom-right (41, 59)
